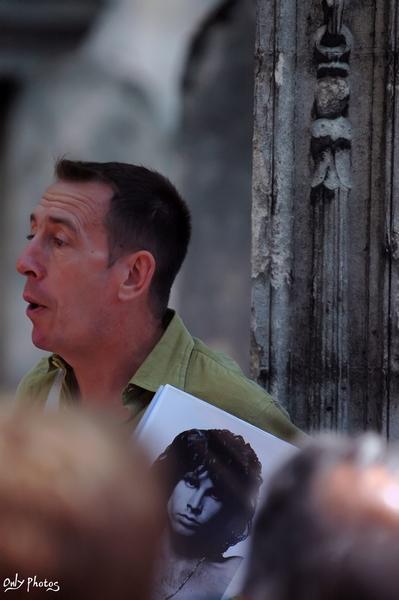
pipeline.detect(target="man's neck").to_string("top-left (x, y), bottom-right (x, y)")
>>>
top-left (64, 313), bottom-right (165, 416)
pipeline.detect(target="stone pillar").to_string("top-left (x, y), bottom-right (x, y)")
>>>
top-left (178, 0), bottom-right (256, 371)
top-left (251, 0), bottom-right (399, 436)
top-left (308, 1), bottom-right (351, 431)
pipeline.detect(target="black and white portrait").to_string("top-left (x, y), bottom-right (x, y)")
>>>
top-left (151, 428), bottom-right (262, 600)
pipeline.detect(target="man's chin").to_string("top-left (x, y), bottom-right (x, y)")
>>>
top-left (31, 331), bottom-right (53, 352)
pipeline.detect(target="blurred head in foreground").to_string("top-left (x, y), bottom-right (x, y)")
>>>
top-left (243, 434), bottom-right (399, 600)
top-left (0, 409), bottom-right (163, 599)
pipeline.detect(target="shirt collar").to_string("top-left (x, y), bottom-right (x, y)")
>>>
top-left (48, 354), bottom-right (69, 372)
top-left (127, 309), bottom-right (194, 393)
top-left (47, 309), bottom-right (194, 395)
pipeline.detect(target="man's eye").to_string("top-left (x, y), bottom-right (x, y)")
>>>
top-left (184, 476), bottom-right (198, 488)
top-left (52, 237), bottom-right (66, 247)
top-left (209, 490), bottom-right (221, 501)
top-left (26, 234), bottom-right (34, 241)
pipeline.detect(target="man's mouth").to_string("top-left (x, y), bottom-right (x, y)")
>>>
top-left (176, 514), bottom-right (200, 528)
top-left (27, 303), bottom-right (46, 314)
top-left (24, 295), bottom-right (48, 314)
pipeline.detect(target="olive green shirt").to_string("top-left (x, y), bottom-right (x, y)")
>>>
top-left (16, 310), bottom-right (300, 443)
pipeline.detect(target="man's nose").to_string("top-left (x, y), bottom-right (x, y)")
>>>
top-left (16, 243), bottom-right (46, 279)
top-left (187, 490), bottom-right (204, 515)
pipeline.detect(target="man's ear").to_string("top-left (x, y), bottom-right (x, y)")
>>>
top-left (117, 251), bottom-right (156, 302)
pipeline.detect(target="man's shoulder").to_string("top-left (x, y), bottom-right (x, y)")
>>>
top-left (191, 337), bottom-right (246, 376)
top-left (15, 356), bottom-right (55, 408)
top-left (185, 338), bottom-right (301, 443)
top-left (187, 337), bottom-right (273, 401)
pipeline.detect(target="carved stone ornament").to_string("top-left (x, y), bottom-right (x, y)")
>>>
top-left (311, 117), bottom-right (352, 190)
top-left (311, 0), bottom-right (352, 193)
top-left (323, 0), bottom-right (345, 34)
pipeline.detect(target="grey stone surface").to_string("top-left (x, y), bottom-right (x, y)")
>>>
top-left (252, 0), bottom-right (398, 436)
top-left (178, 0), bottom-right (256, 371)
top-left (0, 0), bottom-right (103, 78)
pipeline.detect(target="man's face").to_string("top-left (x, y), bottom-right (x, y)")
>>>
top-left (16, 179), bottom-right (118, 357)
top-left (167, 468), bottom-right (223, 537)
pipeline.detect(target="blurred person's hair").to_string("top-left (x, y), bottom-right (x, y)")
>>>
top-left (153, 428), bottom-right (262, 555)
top-left (55, 159), bottom-right (191, 318)
top-left (0, 408), bottom-right (163, 599)
top-left (243, 434), bottom-right (399, 600)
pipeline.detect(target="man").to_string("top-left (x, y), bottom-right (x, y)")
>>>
top-left (242, 434), bottom-right (399, 600)
top-left (16, 159), bottom-right (299, 441)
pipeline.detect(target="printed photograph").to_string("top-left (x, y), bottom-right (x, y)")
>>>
top-left (151, 428), bottom-right (262, 599)
top-left (136, 384), bottom-right (295, 599)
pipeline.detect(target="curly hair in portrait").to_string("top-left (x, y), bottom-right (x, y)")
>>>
top-left (153, 428), bottom-right (262, 557)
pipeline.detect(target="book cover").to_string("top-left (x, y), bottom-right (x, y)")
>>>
top-left (136, 384), bottom-right (295, 600)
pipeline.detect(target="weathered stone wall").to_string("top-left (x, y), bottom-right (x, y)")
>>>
top-left (252, 0), bottom-right (399, 436)
top-left (178, 0), bottom-right (256, 370)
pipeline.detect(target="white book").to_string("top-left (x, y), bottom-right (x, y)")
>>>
top-left (136, 384), bottom-right (296, 600)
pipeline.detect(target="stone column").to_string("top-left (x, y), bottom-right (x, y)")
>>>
top-left (308, 0), bottom-right (352, 431)
top-left (252, 0), bottom-right (399, 436)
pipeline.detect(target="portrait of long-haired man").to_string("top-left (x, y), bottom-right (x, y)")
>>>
top-left (152, 428), bottom-right (262, 600)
